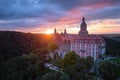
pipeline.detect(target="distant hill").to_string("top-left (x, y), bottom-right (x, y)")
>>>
top-left (103, 36), bottom-right (120, 56)
top-left (0, 31), bottom-right (52, 59)
top-left (100, 34), bottom-right (120, 38)
top-left (110, 36), bottom-right (120, 42)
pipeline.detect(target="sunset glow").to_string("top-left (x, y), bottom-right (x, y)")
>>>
top-left (0, 1), bottom-right (120, 80)
top-left (44, 29), bottom-right (53, 34)
top-left (0, 0), bottom-right (120, 34)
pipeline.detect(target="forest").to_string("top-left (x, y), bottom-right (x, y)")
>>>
top-left (103, 36), bottom-right (120, 56)
top-left (0, 31), bottom-right (52, 60)
top-left (0, 31), bottom-right (120, 80)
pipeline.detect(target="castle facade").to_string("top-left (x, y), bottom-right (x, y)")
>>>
top-left (54, 17), bottom-right (105, 61)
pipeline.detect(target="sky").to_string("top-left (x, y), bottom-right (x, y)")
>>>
top-left (0, 0), bottom-right (120, 34)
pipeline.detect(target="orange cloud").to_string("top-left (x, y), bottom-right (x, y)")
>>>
top-left (88, 19), bottom-right (120, 34)
top-left (18, 18), bottom-right (120, 34)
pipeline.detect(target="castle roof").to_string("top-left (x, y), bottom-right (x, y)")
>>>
top-left (62, 34), bottom-right (105, 44)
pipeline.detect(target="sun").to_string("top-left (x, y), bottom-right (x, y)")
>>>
top-left (45, 29), bottom-right (53, 34)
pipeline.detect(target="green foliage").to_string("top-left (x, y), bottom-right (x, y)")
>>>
top-left (75, 56), bottom-right (94, 73)
top-left (31, 48), bottom-right (49, 62)
top-left (53, 52), bottom-right (59, 60)
top-left (58, 73), bottom-right (70, 80)
top-left (72, 72), bottom-right (87, 80)
top-left (75, 58), bottom-right (87, 72)
top-left (41, 72), bottom-right (62, 80)
top-left (110, 58), bottom-right (120, 65)
top-left (64, 65), bottom-right (87, 80)
top-left (104, 37), bottom-right (120, 56)
top-left (64, 65), bottom-right (76, 79)
top-left (31, 48), bottom-right (49, 55)
top-left (22, 53), bottom-right (39, 64)
top-left (54, 56), bottom-right (63, 68)
top-left (0, 54), bottom-right (50, 80)
top-left (99, 60), bottom-right (120, 80)
top-left (47, 42), bottom-right (58, 52)
top-left (85, 56), bottom-right (94, 70)
top-left (62, 51), bottom-right (79, 68)
top-left (53, 72), bottom-right (62, 80)
top-left (0, 31), bottom-right (52, 60)
top-left (41, 72), bottom-right (54, 80)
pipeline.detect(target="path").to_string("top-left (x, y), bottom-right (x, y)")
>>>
top-left (45, 63), bottom-right (63, 73)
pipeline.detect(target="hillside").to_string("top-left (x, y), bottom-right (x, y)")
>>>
top-left (103, 37), bottom-right (120, 56)
top-left (0, 31), bottom-right (52, 59)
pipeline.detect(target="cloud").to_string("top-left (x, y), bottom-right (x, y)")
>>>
top-left (0, 0), bottom-right (64, 20)
top-left (0, 0), bottom-right (120, 34)
top-left (0, 0), bottom-right (119, 20)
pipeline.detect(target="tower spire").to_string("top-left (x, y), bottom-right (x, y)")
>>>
top-left (82, 17), bottom-right (85, 22)
top-left (64, 29), bottom-right (67, 34)
top-left (79, 17), bottom-right (88, 36)
top-left (54, 28), bottom-right (57, 34)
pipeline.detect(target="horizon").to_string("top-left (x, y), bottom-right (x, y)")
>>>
top-left (0, 30), bottom-right (120, 35)
top-left (0, 0), bottom-right (120, 34)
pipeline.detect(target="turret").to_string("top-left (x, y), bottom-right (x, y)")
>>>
top-left (64, 29), bottom-right (67, 34)
top-left (54, 28), bottom-right (57, 34)
top-left (79, 17), bottom-right (88, 36)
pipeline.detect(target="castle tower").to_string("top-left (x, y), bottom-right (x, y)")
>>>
top-left (54, 28), bottom-right (57, 34)
top-left (79, 17), bottom-right (88, 36)
top-left (64, 29), bottom-right (67, 34)
top-left (53, 28), bottom-right (57, 42)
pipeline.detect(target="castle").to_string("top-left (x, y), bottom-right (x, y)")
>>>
top-left (53, 17), bottom-right (105, 61)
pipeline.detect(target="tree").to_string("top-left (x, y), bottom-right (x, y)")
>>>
top-left (0, 31), bottom-right (52, 60)
top-left (22, 53), bottom-right (39, 64)
top-left (22, 48), bottom-right (49, 63)
top-left (41, 73), bottom-right (54, 80)
top-left (64, 65), bottom-right (87, 80)
top-left (99, 60), bottom-right (119, 80)
top-left (72, 72), bottom-right (87, 80)
top-left (62, 51), bottom-right (79, 68)
top-left (41, 72), bottom-right (62, 80)
top-left (64, 65), bottom-right (76, 79)
top-left (54, 56), bottom-right (63, 68)
top-left (75, 58), bottom-right (86, 72)
top-left (75, 56), bottom-right (94, 73)
top-left (1, 57), bottom-right (32, 80)
top-left (58, 73), bottom-right (70, 80)
top-left (85, 56), bottom-right (94, 70)
top-left (0, 55), bottom-right (49, 80)
top-left (53, 72), bottom-right (62, 80)
top-left (47, 42), bottom-right (58, 52)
